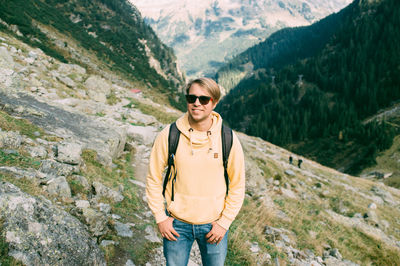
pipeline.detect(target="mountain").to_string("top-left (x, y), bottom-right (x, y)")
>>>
top-left (132, 0), bottom-right (352, 78)
top-left (216, 0), bottom-right (400, 184)
top-left (0, 0), bottom-right (185, 108)
top-left (1, 0), bottom-right (400, 264)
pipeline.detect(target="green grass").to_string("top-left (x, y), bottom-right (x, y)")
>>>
top-left (225, 196), bottom-right (281, 265)
top-left (107, 91), bottom-right (120, 105)
top-left (0, 173), bottom-right (43, 197)
top-left (125, 98), bottom-right (179, 124)
top-left (80, 149), bottom-right (159, 264)
top-left (0, 110), bottom-right (61, 142)
top-left (67, 177), bottom-right (86, 198)
top-left (0, 150), bottom-right (41, 169)
top-left (0, 110), bottom-right (45, 139)
top-left (384, 176), bottom-right (400, 188)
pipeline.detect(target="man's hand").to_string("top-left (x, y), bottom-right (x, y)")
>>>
top-left (206, 222), bottom-right (227, 245)
top-left (157, 217), bottom-right (180, 241)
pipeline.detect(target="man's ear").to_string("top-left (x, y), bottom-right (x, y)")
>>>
top-left (212, 100), bottom-right (219, 109)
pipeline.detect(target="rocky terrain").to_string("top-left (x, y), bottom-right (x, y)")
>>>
top-left (1, 27), bottom-right (400, 265)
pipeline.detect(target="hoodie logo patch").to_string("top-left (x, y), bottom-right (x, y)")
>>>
top-left (214, 153), bottom-right (218, 158)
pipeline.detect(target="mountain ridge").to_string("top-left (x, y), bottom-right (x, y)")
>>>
top-left (132, 0), bottom-right (352, 78)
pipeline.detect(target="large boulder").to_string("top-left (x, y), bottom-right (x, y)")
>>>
top-left (0, 92), bottom-right (127, 167)
top-left (92, 181), bottom-right (124, 203)
top-left (47, 176), bottom-right (72, 198)
top-left (56, 141), bottom-right (82, 165)
top-left (39, 159), bottom-right (79, 177)
top-left (84, 75), bottom-right (111, 102)
top-left (0, 181), bottom-right (105, 265)
top-left (0, 131), bottom-right (22, 149)
top-left (126, 125), bottom-right (158, 146)
top-left (81, 207), bottom-right (109, 237)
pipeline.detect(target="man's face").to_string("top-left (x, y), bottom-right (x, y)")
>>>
top-left (186, 83), bottom-right (216, 124)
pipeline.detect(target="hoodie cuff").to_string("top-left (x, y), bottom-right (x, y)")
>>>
top-left (155, 211), bottom-right (169, 224)
top-left (216, 215), bottom-right (233, 230)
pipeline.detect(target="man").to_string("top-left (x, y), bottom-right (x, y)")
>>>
top-left (146, 77), bottom-right (245, 266)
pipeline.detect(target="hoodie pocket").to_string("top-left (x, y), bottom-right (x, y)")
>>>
top-left (167, 192), bottom-right (225, 224)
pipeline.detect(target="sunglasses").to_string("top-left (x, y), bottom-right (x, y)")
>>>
top-left (185, 94), bottom-right (213, 105)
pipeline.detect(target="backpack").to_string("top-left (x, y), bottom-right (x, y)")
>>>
top-left (162, 122), bottom-right (233, 201)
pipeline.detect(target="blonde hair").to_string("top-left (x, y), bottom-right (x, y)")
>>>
top-left (185, 77), bottom-right (221, 102)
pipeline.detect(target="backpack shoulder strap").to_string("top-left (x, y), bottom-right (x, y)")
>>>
top-left (162, 122), bottom-right (180, 197)
top-left (221, 124), bottom-right (233, 195)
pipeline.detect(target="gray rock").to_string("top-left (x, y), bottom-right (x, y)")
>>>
top-left (371, 186), bottom-right (396, 205)
top-left (285, 169), bottom-right (296, 176)
top-left (28, 50), bottom-right (38, 59)
top-left (112, 214), bottom-right (121, 220)
top-left (47, 176), bottom-right (72, 198)
top-left (0, 131), bottom-right (22, 149)
top-left (0, 67), bottom-right (15, 88)
top-left (0, 166), bottom-right (37, 180)
top-left (88, 90), bottom-right (107, 103)
top-left (114, 221), bottom-right (133, 237)
top-left (329, 248), bottom-right (342, 260)
top-left (129, 179), bottom-right (146, 188)
top-left (76, 200), bottom-right (90, 209)
top-left (100, 240), bottom-right (117, 247)
top-left (265, 226), bottom-right (293, 244)
top-left (98, 203), bottom-right (111, 214)
top-left (58, 63), bottom-right (86, 75)
top-left (145, 225), bottom-right (161, 243)
top-left (70, 174), bottom-right (90, 190)
top-left (0, 92), bottom-right (126, 167)
top-left (0, 181), bottom-right (105, 265)
top-left (57, 75), bottom-right (76, 88)
top-left (26, 145), bottom-right (47, 158)
top-left (84, 75), bottom-right (111, 95)
top-left (126, 259), bottom-right (135, 266)
top-left (0, 46), bottom-right (15, 68)
top-left (281, 188), bottom-right (297, 199)
top-left (364, 211), bottom-right (379, 227)
top-left (250, 242), bottom-right (260, 253)
top-left (126, 125), bottom-right (158, 145)
top-left (322, 190), bottom-right (330, 197)
top-left (368, 203), bottom-right (377, 209)
top-left (82, 207), bottom-right (109, 236)
top-left (380, 219), bottom-right (390, 231)
top-left (93, 181), bottom-right (124, 203)
top-left (39, 159), bottom-right (79, 177)
top-left (125, 109), bottom-right (158, 126)
top-left (56, 141), bottom-right (82, 165)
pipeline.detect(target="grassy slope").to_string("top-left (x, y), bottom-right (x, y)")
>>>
top-left (235, 132), bottom-right (400, 265)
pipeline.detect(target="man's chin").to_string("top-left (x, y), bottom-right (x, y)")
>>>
top-left (189, 114), bottom-right (205, 123)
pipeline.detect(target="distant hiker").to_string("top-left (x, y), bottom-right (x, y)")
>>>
top-left (146, 77), bottom-right (245, 265)
top-left (289, 156), bottom-right (293, 165)
top-left (298, 159), bottom-right (303, 168)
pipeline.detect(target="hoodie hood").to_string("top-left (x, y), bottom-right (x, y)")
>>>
top-left (176, 111), bottom-right (222, 154)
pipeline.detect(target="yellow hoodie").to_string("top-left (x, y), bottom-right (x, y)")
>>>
top-left (146, 111), bottom-right (245, 230)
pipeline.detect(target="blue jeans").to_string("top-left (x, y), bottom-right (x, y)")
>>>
top-left (163, 218), bottom-right (228, 266)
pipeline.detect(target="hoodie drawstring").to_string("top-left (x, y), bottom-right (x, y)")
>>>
top-left (189, 128), bottom-right (194, 155)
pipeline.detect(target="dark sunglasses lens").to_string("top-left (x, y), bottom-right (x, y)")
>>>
top-left (185, 95), bottom-right (212, 104)
top-left (185, 95), bottom-right (197, 103)
top-left (199, 96), bottom-right (211, 105)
